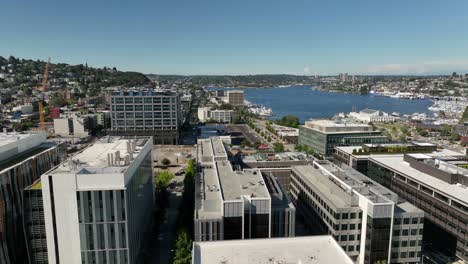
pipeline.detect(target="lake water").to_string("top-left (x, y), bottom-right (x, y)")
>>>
top-left (209, 85), bottom-right (433, 122)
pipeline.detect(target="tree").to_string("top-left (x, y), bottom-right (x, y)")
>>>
top-left (161, 158), bottom-right (171, 166)
top-left (276, 115), bottom-right (300, 128)
top-left (156, 171), bottom-right (174, 189)
top-left (273, 142), bottom-right (285, 153)
top-left (418, 130), bottom-right (429, 137)
top-left (173, 229), bottom-right (192, 264)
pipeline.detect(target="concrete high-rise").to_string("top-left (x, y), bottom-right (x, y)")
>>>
top-left (226, 90), bottom-right (244, 106)
top-left (39, 136), bottom-right (154, 264)
top-left (110, 89), bottom-right (181, 144)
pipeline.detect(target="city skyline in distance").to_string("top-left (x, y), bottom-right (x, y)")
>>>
top-left (1, 0), bottom-right (468, 75)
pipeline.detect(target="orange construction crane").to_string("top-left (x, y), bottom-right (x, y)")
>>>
top-left (39, 58), bottom-right (50, 130)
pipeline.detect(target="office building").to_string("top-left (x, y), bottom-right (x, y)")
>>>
top-left (0, 132), bottom-right (61, 264)
top-left (40, 136), bottom-right (154, 264)
top-left (197, 107), bottom-right (238, 123)
top-left (110, 89), bottom-right (181, 144)
top-left (298, 119), bottom-right (389, 157)
top-left (226, 90), bottom-right (244, 106)
top-left (192, 235), bottom-right (354, 264)
top-left (53, 116), bottom-right (92, 138)
top-left (194, 137), bottom-right (295, 242)
top-left (290, 160), bottom-right (424, 264)
top-left (367, 153), bottom-right (468, 262)
top-left (334, 142), bottom-right (439, 175)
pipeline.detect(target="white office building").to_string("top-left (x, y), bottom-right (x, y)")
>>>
top-left (40, 136), bottom-right (154, 264)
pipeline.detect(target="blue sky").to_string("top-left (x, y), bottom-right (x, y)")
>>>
top-left (1, 0), bottom-right (468, 75)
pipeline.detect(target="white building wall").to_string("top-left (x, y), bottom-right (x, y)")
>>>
top-left (0, 133), bottom-right (47, 162)
top-left (42, 172), bottom-right (82, 264)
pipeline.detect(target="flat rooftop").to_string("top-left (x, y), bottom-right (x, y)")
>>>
top-left (294, 161), bottom-right (397, 208)
top-left (48, 136), bottom-right (150, 175)
top-left (196, 137), bottom-right (271, 219)
top-left (336, 145), bottom-right (462, 158)
top-left (369, 155), bottom-right (468, 205)
top-left (192, 235), bottom-right (353, 264)
top-left (304, 119), bottom-right (375, 133)
top-left (0, 145), bottom-right (55, 172)
top-left (242, 152), bottom-right (308, 163)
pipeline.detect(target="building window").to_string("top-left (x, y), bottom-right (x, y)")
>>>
top-left (404, 218), bottom-right (410, 225)
top-left (350, 224), bottom-right (356, 230)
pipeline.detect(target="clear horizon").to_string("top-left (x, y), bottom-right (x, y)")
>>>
top-left (1, 0), bottom-right (468, 75)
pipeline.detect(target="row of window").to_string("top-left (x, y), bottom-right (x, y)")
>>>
top-left (112, 97), bottom-right (176, 104)
top-left (392, 239), bottom-right (422, 248)
top-left (335, 234), bottom-right (361, 242)
top-left (393, 228), bottom-right (423, 237)
top-left (394, 217), bottom-right (424, 225)
top-left (391, 251), bottom-right (421, 259)
top-left (111, 105), bottom-right (177, 111)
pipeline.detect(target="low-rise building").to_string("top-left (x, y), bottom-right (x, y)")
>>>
top-left (194, 137), bottom-right (295, 241)
top-left (290, 160), bottom-right (424, 264)
top-left (298, 119), bottom-right (390, 157)
top-left (197, 107), bottom-right (238, 123)
top-left (271, 124), bottom-right (299, 144)
top-left (192, 235), bottom-right (354, 264)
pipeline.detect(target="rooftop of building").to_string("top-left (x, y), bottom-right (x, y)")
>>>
top-left (111, 88), bottom-right (178, 96)
top-left (336, 143), bottom-right (461, 158)
top-left (302, 119), bottom-right (378, 134)
top-left (293, 161), bottom-right (398, 208)
top-left (242, 152), bottom-right (308, 163)
top-left (395, 201), bottom-right (424, 215)
top-left (48, 136), bottom-right (150, 176)
top-left (192, 235), bottom-right (353, 264)
top-left (369, 154), bottom-right (468, 205)
top-left (196, 137), bottom-right (272, 219)
top-left (0, 145), bottom-right (55, 172)
top-left (0, 132), bottom-right (38, 148)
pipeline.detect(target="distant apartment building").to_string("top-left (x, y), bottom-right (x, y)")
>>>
top-left (290, 160), bottom-right (424, 264)
top-left (298, 119), bottom-right (389, 157)
top-left (110, 89), bottom-right (181, 145)
top-left (192, 235), bottom-right (354, 264)
top-left (197, 107), bottom-right (238, 123)
top-left (334, 142), bottom-right (438, 175)
top-left (226, 90), bottom-right (244, 106)
top-left (194, 137), bottom-right (295, 241)
top-left (38, 136), bottom-right (154, 264)
top-left (53, 116), bottom-right (92, 138)
top-left (367, 153), bottom-right (468, 262)
top-left (0, 132), bottom-right (61, 264)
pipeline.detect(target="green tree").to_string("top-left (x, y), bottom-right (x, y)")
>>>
top-left (273, 142), bottom-right (285, 152)
top-left (156, 171), bottom-right (174, 189)
top-left (161, 158), bottom-right (171, 166)
top-left (276, 115), bottom-right (300, 128)
top-left (173, 229), bottom-right (192, 264)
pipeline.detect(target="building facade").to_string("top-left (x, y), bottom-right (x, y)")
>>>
top-left (226, 90), bottom-right (244, 106)
top-left (289, 161), bottom-right (424, 264)
top-left (197, 107), bottom-right (238, 123)
top-left (367, 153), bottom-right (468, 262)
top-left (40, 136), bottom-right (154, 264)
top-left (0, 133), bottom-right (61, 264)
top-left (298, 119), bottom-right (389, 157)
top-left (110, 89), bottom-right (181, 145)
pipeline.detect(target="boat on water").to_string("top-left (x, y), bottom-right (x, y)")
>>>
top-left (248, 105), bottom-right (274, 117)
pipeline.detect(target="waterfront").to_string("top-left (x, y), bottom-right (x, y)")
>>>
top-left (209, 85), bottom-right (433, 122)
